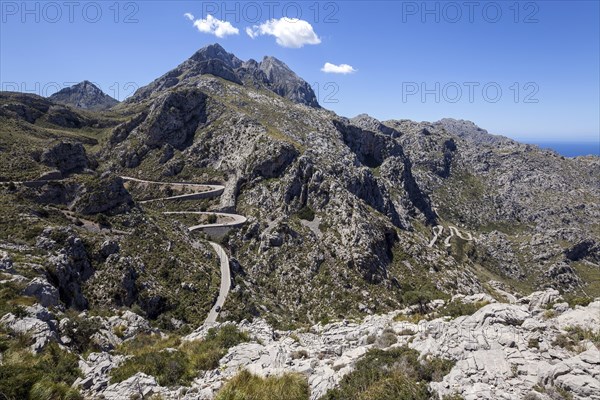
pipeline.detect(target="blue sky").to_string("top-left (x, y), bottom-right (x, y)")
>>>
top-left (1, 1), bottom-right (599, 142)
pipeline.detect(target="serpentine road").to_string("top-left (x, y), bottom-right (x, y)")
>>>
top-left (443, 226), bottom-right (473, 247)
top-left (428, 224), bottom-right (473, 248)
top-left (121, 176), bottom-right (245, 326)
top-left (428, 225), bottom-right (444, 247)
top-left (121, 176), bottom-right (225, 203)
top-left (162, 211), bottom-right (247, 232)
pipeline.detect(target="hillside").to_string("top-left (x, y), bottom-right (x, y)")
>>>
top-left (0, 43), bottom-right (598, 400)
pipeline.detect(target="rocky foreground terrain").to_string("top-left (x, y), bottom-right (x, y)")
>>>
top-left (0, 44), bottom-right (598, 399)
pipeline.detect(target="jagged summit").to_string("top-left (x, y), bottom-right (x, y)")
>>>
top-left (49, 80), bottom-right (119, 111)
top-left (189, 43), bottom-right (243, 67)
top-left (127, 43), bottom-right (319, 108)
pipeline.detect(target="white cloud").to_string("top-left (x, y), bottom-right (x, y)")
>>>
top-left (183, 13), bottom-right (194, 21)
top-left (189, 14), bottom-right (239, 38)
top-left (321, 62), bottom-right (357, 74)
top-left (246, 18), bottom-right (321, 48)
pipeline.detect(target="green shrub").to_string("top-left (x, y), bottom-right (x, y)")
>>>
top-left (183, 325), bottom-right (250, 371)
top-left (552, 326), bottom-right (600, 351)
top-left (442, 394), bottom-right (465, 400)
top-left (207, 213), bottom-right (218, 224)
top-left (110, 349), bottom-right (190, 387)
top-left (296, 206), bottom-right (315, 221)
top-left (216, 369), bottom-right (309, 400)
top-left (61, 317), bottom-right (102, 354)
top-left (291, 350), bottom-right (309, 360)
top-left (438, 301), bottom-right (489, 319)
top-left (566, 296), bottom-right (593, 308)
top-left (320, 346), bottom-right (454, 400)
top-left (402, 291), bottom-right (435, 314)
top-left (95, 213), bottom-right (111, 228)
top-left (375, 329), bottom-right (397, 348)
top-left (0, 281), bottom-right (37, 317)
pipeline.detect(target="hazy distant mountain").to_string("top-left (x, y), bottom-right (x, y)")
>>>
top-left (49, 80), bottom-right (118, 111)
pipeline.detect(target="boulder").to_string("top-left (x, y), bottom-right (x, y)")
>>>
top-left (99, 240), bottom-right (120, 258)
top-left (555, 301), bottom-right (600, 331)
top-left (0, 251), bottom-right (14, 272)
top-left (521, 289), bottom-right (562, 312)
top-left (539, 348), bottom-right (600, 400)
top-left (23, 276), bottom-right (60, 307)
top-left (0, 312), bottom-right (58, 352)
top-left (70, 175), bottom-right (133, 215)
top-left (102, 372), bottom-right (161, 400)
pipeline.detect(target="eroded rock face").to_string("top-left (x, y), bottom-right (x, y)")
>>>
top-left (23, 276), bottom-right (60, 307)
top-left (85, 255), bottom-right (139, 309)
top-left (40, 141), bottom-right (89, 174)
top-left (43, 231), bottom-right (94, 309)
top-left (110, 88), bottom-right (208, 168)
top-left (0, 304), bottom-right (59, 352)
top-left (101, 373), bottom-right (161, 400)
top-left (539, 348), bottom-right (600, 400)
top-left (70, 175), bottom-right (133, 215)
top-left (258, 56), bottom-right (319, 108)
top-left (143, 89), bottom-right (208, 150)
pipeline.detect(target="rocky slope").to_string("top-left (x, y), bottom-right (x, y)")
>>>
top-left (96, 44), bottom-right (599, 327)
top-left (49, 80), bottom-right (119, 111)
top-left (0, 43), bottom-right (598, 400)
top-left (6, 288), bottom-right (596, 399)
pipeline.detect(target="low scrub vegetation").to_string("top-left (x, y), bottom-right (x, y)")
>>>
top-left (0, 338), bottom-right (82, 400)
top-left (552, 326), bottom-right (600, 352)
top-left (216, 369), bottom-right (310, 400)
top-left (296, 206), bottom-right (315, 221)
top-left (110, 325), bottom-right (249, 386)
top-left (564, 296), bottom-right (593, 308)
top-left (320, 346), bottom-right (454, 400)
top-left (437, 300), bottom-right (489, 319)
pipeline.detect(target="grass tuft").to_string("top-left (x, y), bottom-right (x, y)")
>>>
top-left (216, 369), bottom-right (310, 400)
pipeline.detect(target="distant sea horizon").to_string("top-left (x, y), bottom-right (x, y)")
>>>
top-left (518, 140), bottom-right (600, 158)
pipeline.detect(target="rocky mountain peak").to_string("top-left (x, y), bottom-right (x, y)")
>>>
top-left (259, 56), bottom-right (291, 78)
top-left (49, 80), bottom-right (119, 111)
top-left (256, 55), bottom-right (319, 108)
top-left (127, 43), bottom-right (319, 108)
top-left (189, 43), bottom-right (242, 68)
